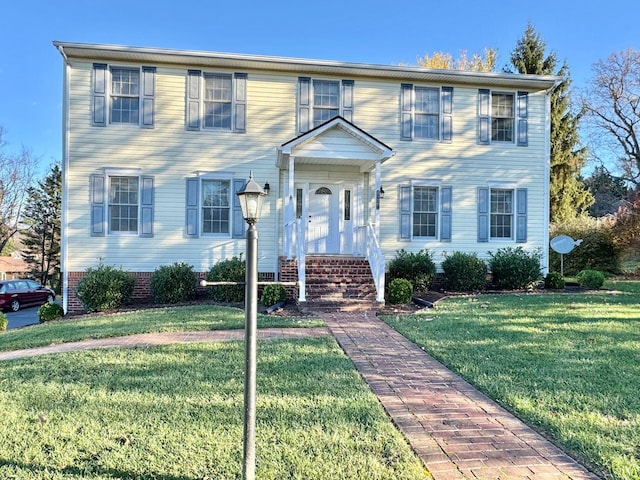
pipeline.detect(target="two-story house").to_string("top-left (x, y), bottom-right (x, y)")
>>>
top-left (54, 42), bottom-right (558, 313)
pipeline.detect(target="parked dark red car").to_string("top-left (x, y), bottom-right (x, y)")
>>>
top-left (0, 279), bottom-right (55, 312)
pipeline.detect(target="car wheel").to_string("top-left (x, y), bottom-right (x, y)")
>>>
top-left (10, 299), bottom-right (20, 312)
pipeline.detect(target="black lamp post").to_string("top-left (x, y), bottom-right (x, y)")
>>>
top-left (236, 172), bottom-right (266, 480)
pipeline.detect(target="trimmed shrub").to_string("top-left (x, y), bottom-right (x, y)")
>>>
top-left (576, 269), bottom-right (605, 289)
top-left (206, 255), bottom-right (245, 303)
top-left (387, 249), bottom-right (436, 292)
top-left (488, 247), bottom-right (542, 290)
top-left (544, 272), bottom-right (566, 290)
top-left (550, 218), bottom-right (621, 275)
top-left (441, 252), bottom-right (487, 292)
top-left (260, 284), bottom-right (287, 307)
top-left (0, 312), bottom-right (7, 331)
top-left (387, 278), bottom-right (413, 305)
top-left (76, 263), bottom-right (135, 313)
top-left (38, 302), bottom-right (65, 322)
top-left (150, 262), bottom-right (197, 304)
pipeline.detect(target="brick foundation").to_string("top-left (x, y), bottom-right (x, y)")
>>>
top-left (66, 270), bottom-right (274, 314)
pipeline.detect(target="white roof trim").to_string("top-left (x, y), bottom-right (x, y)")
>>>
top-left (53, 41), bottom-right (560, 91)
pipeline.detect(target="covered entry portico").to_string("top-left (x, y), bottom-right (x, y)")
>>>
top-left (276, 117), bottom-right (394, 302)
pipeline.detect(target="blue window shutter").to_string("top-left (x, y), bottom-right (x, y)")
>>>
top-left (516, 188), bottom-right (527, 242)
top-left (232, 179), bottom-right (246, 238)
top-left (440, 186), bottom-right (452, 242)
top-left (185, 177), bottom-right (199, 237)
top-left (342, 80), bottom-right (354, 122)
top-left (399, 185), bottom-right (411, 240)
top-left (400, 84), bottom-right (413, 141)
top-left (141, 67), bottom-right (156, 129)
top-left (478, 89), bottom-right (490, 144)
top-left (477, 187), bottom-right (489, 242)
top-left (517, 91), bottom-right (528, 146)
top-left (90, 175), bottom-right (105, 236)
top-left (234, 73), bottom-right (247, 133)
top-left (441, 87), bottom-right (453, 142)
top-left (140, 176), bottom-right (154, 237)
top-left (186, 70), bottom-right (201, 130)
top-left (92, 64), bottom-right (107, 127)
top-left (298, 77), bottom-right (311, 133)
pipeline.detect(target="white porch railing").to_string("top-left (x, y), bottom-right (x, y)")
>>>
top-left (354, 223), bottom-right (386, 302)
top-left (284, 218), bottom-right (306, 301)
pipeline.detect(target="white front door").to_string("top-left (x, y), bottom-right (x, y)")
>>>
top-left (307, 184), bottom-right (340, 254)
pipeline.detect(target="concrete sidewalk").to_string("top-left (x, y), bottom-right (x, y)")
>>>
top-left (322, 311), bottom-right (600, 480)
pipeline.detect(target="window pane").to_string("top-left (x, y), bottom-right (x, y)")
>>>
top-left (313, 80), bottom-right (340, 127)
top-left (415, 88), bottom-right (439, 114)
top-left (413, 186), bottom-right (438, 237)
top-left (490, 189), bottom-right (513, 238)
top-left (202, 179), bottom-right (230, 234)
top-left (491, 93), bottom-right (514, 142)
top-left (110, 68), bottom-right (140, 125)
top-left (109, 176), bottom-right (139, 233)
top-left (203, 74), bottom-right (232, 129)
top-left (414, 114), bottom-right (439, 139)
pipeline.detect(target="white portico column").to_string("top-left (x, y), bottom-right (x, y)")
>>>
top-left (374, 160), bottom-right (381, 238)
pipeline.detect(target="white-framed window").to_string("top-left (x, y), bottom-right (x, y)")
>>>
top-left (399, 182), bottom-right (452, 241)
top-left (201, 178), bottom-right (231, 235)
top-left (185, 174), bottom-right (246, 239)
top-left (477, 186), bottom-right (527, 243)
top-left (109, 176), bottom-right (139, 233)
top-left (478, 89), bottom-right (528, 146)
top-left (92, 64), bottom-right (156, 128)
top-left (490, 188), bottom-right (514, 239)
top-left (401, 84), bottom-right (453, 141)
top-left (90, 169), bottom-right (154, 237)
top-left (186, 71), bottom-right (247, 132)
top-left (297, 77), bottom-right (354, 133)
top-left (413, 186), bottom-right (439, 238)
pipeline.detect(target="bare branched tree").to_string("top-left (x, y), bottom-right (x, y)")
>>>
top-left (581, 49), bottom-right (640, 188)
top-left (0, 126), bottom-right (38, 253)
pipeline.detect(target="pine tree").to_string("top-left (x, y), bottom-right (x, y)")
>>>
top-left (510, 23), bottom-right (593, 222)
top-left (22, 164), bottom-right (61, 290)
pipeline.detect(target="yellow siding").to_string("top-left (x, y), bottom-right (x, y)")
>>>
top-left (65, 57), bottom-right (550, 274)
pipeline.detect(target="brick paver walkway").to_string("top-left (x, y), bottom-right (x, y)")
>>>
top-left (0, 314), bottom-right (601, 479)
top-left (322, 311), bottom-right (600, 480)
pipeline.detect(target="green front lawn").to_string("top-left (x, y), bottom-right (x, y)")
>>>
top-left (384, 280), bottom-right (640, 480)
top-left (0, 304), bottom-right (324, 352)
top-left (0, 336), bottom-right (429, 479)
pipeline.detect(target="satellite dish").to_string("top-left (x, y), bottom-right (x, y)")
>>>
top-left (550, 235), bottom-right (581, 254)
top-left (550, 235), bottom-right (583, 276)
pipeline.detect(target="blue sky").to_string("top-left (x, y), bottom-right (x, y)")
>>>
top-left (2, 0), bottom-right (638, 176)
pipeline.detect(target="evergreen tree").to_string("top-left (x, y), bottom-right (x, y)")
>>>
top-left (510, 23), bottom-right (593, 222)
top-left (584, 165), bottom-right (630, 217)
top-left (22, 164), bottom-right (61, 291)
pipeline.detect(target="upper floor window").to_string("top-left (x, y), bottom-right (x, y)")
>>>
top-left (298, 77), bottom-right (354, 133)
top-left (401, 84), bottom-right (453, 142)
top-left (185, 175), bottom-right (246, 238)
top-left (92, 64), bottom-right (156, 128)
top-left (186, 71), bottom-right (247, 132)
top-left (478, 89), bottom-right (528, 146)
top-left (90, 170), bottom-right (155, 237)
top-left (399, 182), bottom-right (452, 241)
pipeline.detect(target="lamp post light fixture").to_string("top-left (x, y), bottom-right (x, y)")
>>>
top-left (237, 172), bottom-right (266, 480)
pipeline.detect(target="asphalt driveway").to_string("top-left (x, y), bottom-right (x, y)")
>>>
top-left (5, 305), bottom-right (41, 329)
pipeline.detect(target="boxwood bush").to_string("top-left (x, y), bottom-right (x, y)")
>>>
top-left (38, 302), bottom-right (65, 322)
top-left (544, 272), bottom-right (566, 290)
top-left (75, 263), bottom-right (135, 313)
top-left (150, 262), bottom-right (197, 304)
top-left (488, 247), bottom-right (542, 290)
top-left (206, 255), bottom-right (245, 303)
top-left (387, 278), bottom-right (413, 305)
top-left (260, 284), bottom-right (287, 308)
top-left (441, 251), bottom-right (487, 292)
top-left (576, 269), bottom-right (605, 289)
top-left (387, 249), bottom-right (436, 292)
